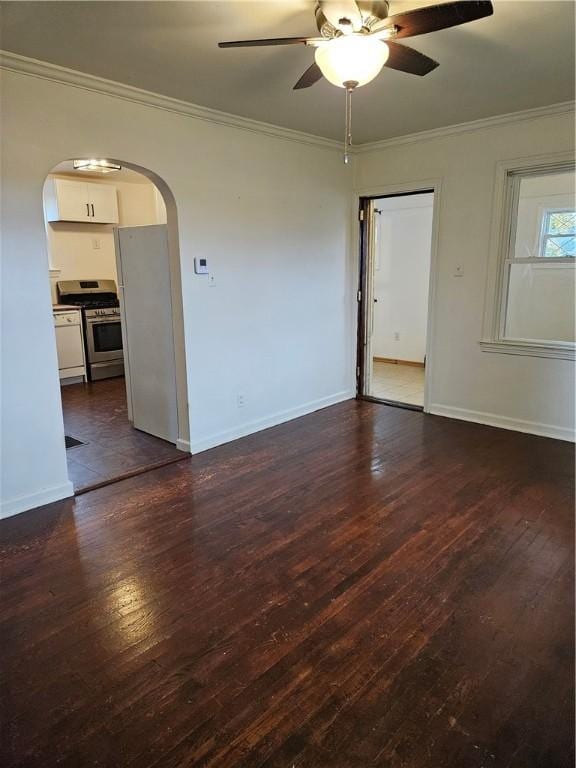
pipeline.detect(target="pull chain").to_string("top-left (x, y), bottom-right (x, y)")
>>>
top-left (343, 80), bottom-right (357, 165)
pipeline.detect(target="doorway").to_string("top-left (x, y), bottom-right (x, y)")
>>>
top-left (44, 159), bottom-right (190, 493)
top-left (357, 190), bottom-right (435, 410)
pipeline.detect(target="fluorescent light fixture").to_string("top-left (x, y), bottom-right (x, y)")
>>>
top-left (73, 159), bottom-right (121, 173)
top-left (315, 36), bottom-right (389, 88)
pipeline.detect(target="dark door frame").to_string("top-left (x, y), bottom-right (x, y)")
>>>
top-left (356, 188), bottom-right (435, 411)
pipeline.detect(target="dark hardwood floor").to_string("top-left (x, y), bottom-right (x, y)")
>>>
top-left (62, 377), bottom-right (186, 493)
top-left (1, 401), bottom-right (573, 767)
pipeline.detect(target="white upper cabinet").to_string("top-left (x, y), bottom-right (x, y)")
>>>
top-left (45, 178), bottom-right (90, 222)
top-left (44, 178), bottom-right (119, 224)
top-left (86, 183), bottom-right (118, 223)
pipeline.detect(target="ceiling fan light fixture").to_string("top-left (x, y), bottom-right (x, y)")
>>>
top-left (73, 159), bottom-right (122, 174)
top-left (314, 35), bottom-right (389, 88)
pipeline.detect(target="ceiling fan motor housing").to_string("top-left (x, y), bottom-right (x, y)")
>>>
top-left (315, 1), bottom-right (390, 37)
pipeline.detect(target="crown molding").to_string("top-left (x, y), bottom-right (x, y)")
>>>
top-left (0, 50), bottom-right (342, 153)
top-left (355, 101), bottom-right (576, 153)
top-left (2, 50), bottom-right (574, 155)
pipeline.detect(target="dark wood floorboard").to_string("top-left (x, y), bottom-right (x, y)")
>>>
top-left (0, 401), bottom-right (573, 767)
top-left (61, 377), bottom-right (186, 492)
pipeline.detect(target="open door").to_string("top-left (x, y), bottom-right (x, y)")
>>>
top-left (357, 191), bottom-right (434, 410)
top-left (115, 225), bottom-right (178, 443)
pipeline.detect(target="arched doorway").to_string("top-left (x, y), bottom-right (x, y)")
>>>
top-left (43, 158), bottom-right (190, 493)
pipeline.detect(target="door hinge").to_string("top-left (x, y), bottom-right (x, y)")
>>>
top-left (359, 209), bottom-right (365, 222)
top-left (357, 289), bottom-right (362, 303)
top-left (356, 366), bottom-right (361, 378)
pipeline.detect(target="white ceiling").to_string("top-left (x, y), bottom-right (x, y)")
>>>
top-left (1, 1), bottom-right (574, 143)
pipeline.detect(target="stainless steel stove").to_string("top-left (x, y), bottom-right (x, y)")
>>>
top-left (57, 280), bottom-right (124, 380)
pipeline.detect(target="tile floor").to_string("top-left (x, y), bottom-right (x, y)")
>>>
top-left (370, 360), bottom-right (425, 406)
top-left (62, 377), bottom-right (187, 492)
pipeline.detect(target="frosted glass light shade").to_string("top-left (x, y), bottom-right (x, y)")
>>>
top-left (315, 36), bottom-right (389, 88)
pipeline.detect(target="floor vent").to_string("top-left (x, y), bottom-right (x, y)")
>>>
top-left (65, 435), bottom-right (85, 449)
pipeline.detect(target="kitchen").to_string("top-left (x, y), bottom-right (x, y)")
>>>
top-left (45, 160), bottom-right (187, 491)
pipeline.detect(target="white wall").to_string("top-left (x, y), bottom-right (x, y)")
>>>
top-left (0, 67), bottom-right (353, 518)
top-left (116, 178), bottom-right (166, 227)
top-left (45, 174), bottom-right (165, 302)
top-left (372, 193), bottom-right (433, 363)
top-left (355, 109), bottom-right (575, 440)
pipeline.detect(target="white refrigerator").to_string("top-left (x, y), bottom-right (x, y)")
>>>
top-left (115, 224), bottom-right (179, 444)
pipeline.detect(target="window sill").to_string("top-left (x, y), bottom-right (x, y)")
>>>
top-left (479, 340), bottom-right (575, 361)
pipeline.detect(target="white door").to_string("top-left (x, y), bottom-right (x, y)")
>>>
top-left (116, 225), bottom-right (178, 443)
top-left (55, 179), bottom-right (91, 221)
top-left (88, 182), bottom-right (119, 223)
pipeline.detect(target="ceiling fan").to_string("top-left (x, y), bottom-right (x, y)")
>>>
top-left (219, 1), bottom-right (494, 160)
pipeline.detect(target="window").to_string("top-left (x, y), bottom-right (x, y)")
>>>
top-left (483, 164), bottom-right (575, 359)
top-left (539, 210), bottom-right (576, 258)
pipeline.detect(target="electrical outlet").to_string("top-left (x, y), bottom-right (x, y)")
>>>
top-left (237, 394), bottom-right (245, 408)
top-left (394, 332), bottom-right (400, 341)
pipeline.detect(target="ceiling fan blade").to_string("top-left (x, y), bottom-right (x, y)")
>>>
top-left (384, 41), bottom-right (439, 76)
top-left (377, 0), bottom-right (493, 40)
top-left (293, 62), bottom-right (324, 90)
top-left (218, 37), bottom-right (313, 48)
top-left (319, 0), bottom-right (364, 32)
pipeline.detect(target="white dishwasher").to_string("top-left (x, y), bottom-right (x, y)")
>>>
top-left (54, 309), bottom-right (87, 383)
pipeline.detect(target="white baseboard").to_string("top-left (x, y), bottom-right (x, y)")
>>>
top-left (176, 438), bottom-right (191, 453)
top-left (0, 481), bottom-right (74, 520)
top-left (190, 390), bottom-right (355, 454)
top-left (429, 403), bottom-right (575, 443)
top-left (0, 394), bottom-right (353, 518)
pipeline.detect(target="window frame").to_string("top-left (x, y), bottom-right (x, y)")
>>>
top-left (481, 155), bottom-right (576, 361)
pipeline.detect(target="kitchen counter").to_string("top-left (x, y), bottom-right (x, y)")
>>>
top-left (53, 304), bottom-right (81, 312)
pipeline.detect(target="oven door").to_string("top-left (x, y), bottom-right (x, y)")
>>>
top-left (86, 318), bottom-right (124, 363)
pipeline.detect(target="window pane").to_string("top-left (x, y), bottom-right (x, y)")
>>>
top-left (514, 171), bottom-right (575, 259)
top-left (547, 211), bottom-right (576, 235)
top-left (504, 262), bottom-right (575, 343)
top-left (543, 235), bottom-right (576, 258)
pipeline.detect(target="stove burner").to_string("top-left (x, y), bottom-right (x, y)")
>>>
top-left (56, 279), bottom-right (120, 311)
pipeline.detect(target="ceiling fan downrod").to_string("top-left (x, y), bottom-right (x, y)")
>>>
top-left (343, 80), bottom-right (357, 164)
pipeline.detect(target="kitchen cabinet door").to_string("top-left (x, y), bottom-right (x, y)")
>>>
top-left (45, 179), bottom-right (91, 222)
top-left (87, 182), bottom-right (119, 224)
